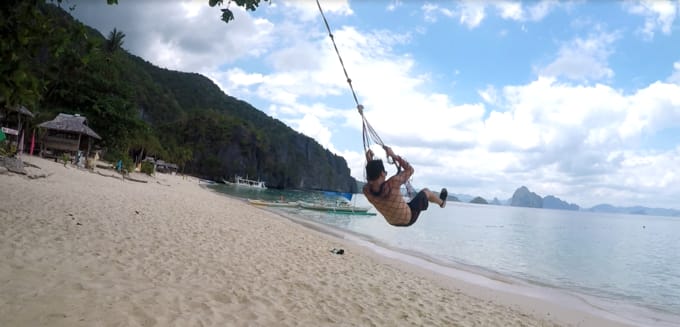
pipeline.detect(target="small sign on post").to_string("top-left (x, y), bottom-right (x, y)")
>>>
top-left (1, 127), bottom-right (18, 136)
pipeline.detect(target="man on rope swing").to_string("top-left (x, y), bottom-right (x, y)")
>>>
top-left (363, 146), bottom-right (447, 227)
top-left (316, 0), bottom-right (447, 226)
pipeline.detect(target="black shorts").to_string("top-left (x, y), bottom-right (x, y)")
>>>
top-left (400, 190), bottom-right (429, 227)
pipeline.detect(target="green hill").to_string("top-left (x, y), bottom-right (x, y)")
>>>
top-left (3, 3), bottom-right (356, 192)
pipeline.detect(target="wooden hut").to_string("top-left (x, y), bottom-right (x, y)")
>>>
top-left (0, 105), bottom-right (34, 155)
top-left (0, 106), bottom-right (33, 143)
top-left (38, 113), bottom-right (101, 157)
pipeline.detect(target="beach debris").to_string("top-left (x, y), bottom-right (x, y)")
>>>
top-left (76, 222), bottom-right (82, 226)
top-left (98, 171), bottom-right (120, 179)
top-left (23, 161), bottom-right (41, 169)
top-left (135, 210), bottom-right (140, 215)
top-left (0, 157), bottom-right (50, 178)
top-left (0, 156), bottom-right (26, 174)
top-left (330, 248), bottom-right (344, 255)
top-left (28, 172), bottom-right (51, 179)
top-left (124, 175), bottom-right (148, 183)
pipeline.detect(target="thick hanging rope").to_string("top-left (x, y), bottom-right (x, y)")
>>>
top-left (316, 0), bottom-right (415, 197)
top-left (316, 0), bottom-right (383, 153)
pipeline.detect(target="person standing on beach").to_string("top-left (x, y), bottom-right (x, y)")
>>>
top-left (363, 146), bottom-right (447, 227)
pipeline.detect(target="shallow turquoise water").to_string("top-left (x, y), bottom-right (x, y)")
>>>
top-left (210, 184), bottom-right (680, 324)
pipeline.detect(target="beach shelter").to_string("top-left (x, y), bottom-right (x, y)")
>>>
top-left (38, 113), bottom-right (101, 157)
top-left (0, 105), bottom-right (34, 154)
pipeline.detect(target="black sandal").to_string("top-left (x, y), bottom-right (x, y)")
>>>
top-left (439, 188), bottom-right (448, 208)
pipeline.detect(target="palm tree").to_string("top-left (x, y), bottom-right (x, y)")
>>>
top-left (106, 28), bottom-right (125, 53)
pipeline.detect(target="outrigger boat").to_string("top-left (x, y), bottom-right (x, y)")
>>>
top-left (246, 199), bottom-right (376, 215)
top-left (246, 199), bottom-right (299, 207)
top-left (298, 201), bottom-right (373, 214)
top-left (224, 175), bottom-right (267, 189)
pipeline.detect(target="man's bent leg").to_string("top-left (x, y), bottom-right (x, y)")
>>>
top-left (422, 188), bottom-right (446, 207)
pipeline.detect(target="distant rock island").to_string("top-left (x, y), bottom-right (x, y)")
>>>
top-left (439, 186), bottom-right (678, 217)
top-left (470, 196), bottom-right (488, 204)
top-left (542, 195), bottom-right (580, 211)
top-left (506, 186), bottom-right (678, 217)
top-left (510, 186), bottom-right (543, 208)
top-left (509, 186), bottom-right (579, 210)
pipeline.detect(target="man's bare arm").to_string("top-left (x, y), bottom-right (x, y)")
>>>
top-left (384, 146), bottom-right (414, 183)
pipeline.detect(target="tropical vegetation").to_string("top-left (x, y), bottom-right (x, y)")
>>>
top-left (0, 1), bottom-right (356, 192)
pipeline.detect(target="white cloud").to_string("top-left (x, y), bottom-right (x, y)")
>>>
top-left (387, 0), bottom-right (403, 12)
top-left (494, 77), bottom-right (680, 150)
top-left (422, 0), bottom-right (560, 29)
top-left (478, 85), bottom-right (499, 105)
top-left (604, 148), bottom-right (680, 205)
top-left (538, 30), bottom-right (620, 82)
top-left (496, 1), bottom-right (523, 21)
top-left (669, 61), bottom-right (680, 84)
top-left (625, 0), bottom-right (679, 39)
top-left (71, 0), bottom-right (276, 72)
top-left (207, 68), bottom-right (265, 100)
top-left (290, 113), bottom-right (335, 152)
top-left (421, 4), bottom-right (438, 23)
top-left (458, 2), bottom-right (486, 29)
top-left (283, 0), bottom-right (352, 22)
top-left (468, 78), bottom-right (680, 207)
top-left (421, 3), bottom-right (454, 23)
top-left (494, 0), bottom-right (559, 22)
top-left (526, 0), bottom-right (560, 21)
top-left (620, 81), bottom-right (680, 139)
top-left (268, 40), bottom-right (322, 72)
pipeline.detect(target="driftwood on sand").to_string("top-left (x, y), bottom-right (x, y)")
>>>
top-left (95, 170), bottom-right (148, 183)
top-left (96, 171), bottom-right (122, 180)
top-left (124, 175), bottom-right (148, 183)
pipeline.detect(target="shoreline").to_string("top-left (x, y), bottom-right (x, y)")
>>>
top-left (1, 156), bottom-right (674, 326)
top-left (227, 190), bottom-right (679, 327)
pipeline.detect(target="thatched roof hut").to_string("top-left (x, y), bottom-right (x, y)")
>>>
top-left (38, 113), bottom-right (101, 157)
top-left (38, 113), bottom-right (101, 139)
top-left (1, 105), bottom-right (34, 135)
top-left (2, 105), bottom-right (34, 118)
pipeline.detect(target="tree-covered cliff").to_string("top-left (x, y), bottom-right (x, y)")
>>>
top-left (2, 3), bottom-right (357, 192)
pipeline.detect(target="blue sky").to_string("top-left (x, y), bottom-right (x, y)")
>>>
top-left (69, 0), bottom-right (680, 209)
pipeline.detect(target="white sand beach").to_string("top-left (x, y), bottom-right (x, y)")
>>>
top-left (0, 156), bottom-right (634, 326)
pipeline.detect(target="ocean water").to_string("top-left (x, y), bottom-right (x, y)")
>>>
top-left (210, 184), bottom-right (680, 325)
